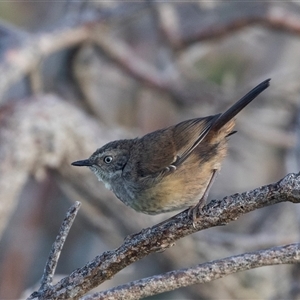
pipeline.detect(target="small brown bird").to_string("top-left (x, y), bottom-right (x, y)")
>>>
top-left (72, 79), bottom-right (270, 222)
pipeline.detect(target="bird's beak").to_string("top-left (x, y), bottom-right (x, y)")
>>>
top-left (71, 159), bottom-right (93, 167)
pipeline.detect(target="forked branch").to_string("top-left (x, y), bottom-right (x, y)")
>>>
top-left (28, 173), bottom-right (300, 299)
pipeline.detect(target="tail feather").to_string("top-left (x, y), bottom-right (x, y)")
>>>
top-left (212, 79), bottom-right (270, 132)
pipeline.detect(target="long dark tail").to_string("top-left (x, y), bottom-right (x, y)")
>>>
top-left (212, 79), bottom-right (271, 131)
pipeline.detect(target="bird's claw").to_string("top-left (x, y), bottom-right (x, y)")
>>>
top-left (188, 200), bottom-right (205, 228)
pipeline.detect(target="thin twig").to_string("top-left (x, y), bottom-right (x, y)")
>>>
top-left (27, 201), bottom-right (81, 300)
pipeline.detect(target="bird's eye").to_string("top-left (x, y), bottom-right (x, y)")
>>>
top-left (103, 156), bottom-right (113, 164)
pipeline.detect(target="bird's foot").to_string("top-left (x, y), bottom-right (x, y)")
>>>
top-left (188, 199), bottom-right (205, 228)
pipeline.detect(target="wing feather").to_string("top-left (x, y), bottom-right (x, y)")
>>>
top-left (171, 114), bottom-right (220, 167)
top-left (134, 114), bottom-right (220, 179)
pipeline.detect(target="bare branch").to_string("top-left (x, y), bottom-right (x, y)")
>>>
top-left (32, 173), bottom-right (300, 299)
top-left (82, 243), bottom-right (300, 300)
top-left (40, 202), bottom-right (81, 290)
top-left (27, 202), bottom-right (81, 300)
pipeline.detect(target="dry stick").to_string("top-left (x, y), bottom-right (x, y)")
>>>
top-left (27, 201), bottom-right (81, 300)
top-left (35, 173), bottom-right (300, 299)
top-left (82, 243), bottom-right (300, 300)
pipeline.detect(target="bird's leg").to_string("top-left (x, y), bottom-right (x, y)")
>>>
top-left (188, 169), bottom-right (218, 227)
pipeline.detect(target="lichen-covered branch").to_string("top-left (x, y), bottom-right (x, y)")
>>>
top-left (27, 202), bottom-right (81, 300)
top-left (82, 243), bottom-right (300, 300)
top-left (30, 173), bottom-right (300, 299)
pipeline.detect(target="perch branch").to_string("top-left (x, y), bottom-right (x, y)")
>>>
top-left (31, 173), bottom-right (300, 299)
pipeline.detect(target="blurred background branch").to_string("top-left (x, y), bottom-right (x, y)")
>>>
top-left (0, 1), bottom-right (300, 299)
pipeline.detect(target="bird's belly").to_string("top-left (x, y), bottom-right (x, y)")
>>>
top-left (130, 171), bottom-right (212, 214)
top-left (117, 146), bottom-right (225, 215)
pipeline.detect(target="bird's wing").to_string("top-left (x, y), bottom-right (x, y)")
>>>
top-left (171, 114), bottom-right (220, 168)
top-left (133, 114), bottom-right (220, 179)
